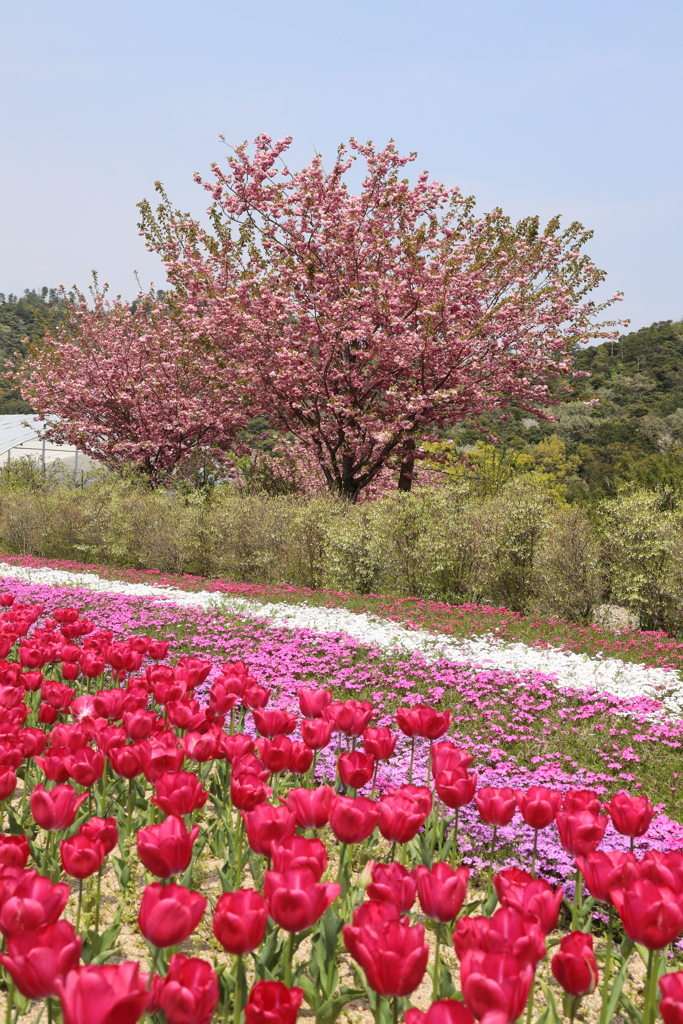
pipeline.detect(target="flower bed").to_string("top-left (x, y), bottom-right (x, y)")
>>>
top-left (2, 552), bottom-right (682, 674)
top-left (0, 574), bottom-right (680, 1021)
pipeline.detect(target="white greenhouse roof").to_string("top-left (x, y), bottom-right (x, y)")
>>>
top-left (0, 416), bottom-right (43, 457)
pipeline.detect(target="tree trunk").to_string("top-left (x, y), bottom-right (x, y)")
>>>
top-left (397, 439), bottom-right (415, 492)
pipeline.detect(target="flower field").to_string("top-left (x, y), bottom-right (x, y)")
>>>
top-left (0, 560), bottom-right (682, 1023)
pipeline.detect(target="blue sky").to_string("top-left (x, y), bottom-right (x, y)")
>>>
top-left (2, 0), bottom-right (681, 333)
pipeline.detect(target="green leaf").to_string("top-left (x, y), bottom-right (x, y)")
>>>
top-left (315, 989), bottom-right (366, 1024)
top-left (618, 991), bottom-right (643, 1024)
top-left (538, 981), bottom-right (563, 1024)
top-left (604, 957), bottom-right (631, 1024)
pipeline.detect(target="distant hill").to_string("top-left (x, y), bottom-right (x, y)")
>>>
top-left (0, 289), bottom-right (72, 414)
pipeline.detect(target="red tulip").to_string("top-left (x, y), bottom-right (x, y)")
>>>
top-left (556, 810), bottom-right (608, 857)
top-left (575, 851), bottom-right (639, 905)
top-left (108, 743), bottom-right (143, 779)
top-left (378, 786), bottom-right (432, 843)
top-left (208, 680), bottom-right (240, 716)
top-left (138, 882), bottom-right (207, 948)
top-left (611, 879), bottom-right (683, 950)
top-left (323, 700), bottom-right (373, 737)
top-left (31, 784), bottom-right (88, 831)
top-left (640, 851), bottom-right (683, 893)
top-left (152, 771), bottom-right (208, 817)
top-left (138, 737), bottom-right (185, 782)
top-left (256, 736), bottom-right (293, 773)
top-left (66, 747), bottom-right (105, 787)
top-left (35, 747), bottom-right (72, 784)
top-left (494, 870), bottom-right (564, 935)
top-left (233, 753), bottom-right (271, 783)
top-left (0, 920), bottom-right (82, 1000)
top-left (551, 931), bottom-right (598, 997)
top-left (18, 727), bottom-right (47, 758)
top-left (147, 639), bottom-right (168, 660)
top-left (338, 750), bottom-right (375, 790)
top-left (0, 870), bottom-right (70, 936)
top-left (167, 699), bottom-right (206, 732)
top-left (660, 971), bottom-right (683, 1024)
top-left (301, 718), bottom-right (333, 750)
top-left (271, 836), bottom-right (327, 880)
top-left (182, 731), bottom-right (217, 763)
top-left (298, 687), bottom-right (332, 718)
top-left (252, 708), bottom-right (297, 738)
top-left (137, 815), bottom-right (199, 879)
top-left (0, 835), bottom-right (29, 868)
top-left (61, 835), bottom-right (105, 879)
top-left (343, 906), bottom-right (429, 997)
top-left (367, 862), bottom-right (417, 913)
top-left (454, 907), bottom-right (546, 967)
top-left (55, 962), bottom-right (150, 1024)
top-left (39, 701), bottom-right (59, 724)
top-left (475, 787), bottom-right (517, 827)
top-left (515, 787), bottom-right (561, 830)
top-left (413, 863), bottom-right (469, 922)
top-left (122, 710), bottom-right (157, 741)
top-left (213, 889), bottom-right (269, 955)
top-left (286, 786), bottom-right (333, 829)
top-left (607, 791), bottom-right (654, 838)
top-left (431, 741), bottom-right (474, 776)
top-left (396, 705), bottom-right (451, 740)
top-left (223, 733), bottom-right (256, 764)
top-left (562, 789), bottom-right (602, 814)
top-left (93, 688), bottom-right (126, 721)
top-left (329, 794), bottom-right (378, 844)
top-left (243, 684), bottom-right (270, 710)
top-left (153, 953), bottom-right (219, 1024)
top-left (244, 981), bottom-right (304, 1024)
top-left (265, 866), bottom-right (340, 932)
top-left (231, 772), bottom-right (272, 811)
top-left (42, 681), bottom-right (74, 711)
top-left (435, 769), bottom-right (477, 810)
top-left (80, 652), bottom-right (106, 678)
top-left (363, 726), bottom-right (397, 761)
top-left (0, 766), bottom-right (17, 801)
top-left (288, 741), bottom-right (313, 774)
top-left (406, 1001), bottom-right (475, 1024)
top-left (459, 950), bottom-right (534, 1024)
top-left (244, 803), bottom-right (296, 858)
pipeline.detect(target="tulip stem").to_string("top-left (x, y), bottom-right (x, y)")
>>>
top-left (432, 924), bottom-right (441, 1000)
top-left (337, 843), bottom-right (347, 885)
top-left (572, 869), bottom-right (583, 931)
top-left (76, 877), bottom-right (83, 933)
top-left (644, 948), bottom-right (661, 1024)
top-left (4, 977), bottom-right (13, 1024)
top-left (450, 809), bottom-right (459, 867)
top-left (284, 931), bottom-right (294, 986)
top-left (234, 814), bottom-right (244, 888)
top-left (94, 864), bottom-right (103, 933)
top-left (371, 763), bottom-right (378, 799)
top-left (598, 906), bottom-right (614, 1024)
top-left (392, 996), bottom-right (399, 1024)
top-left (232, 953), bottom-right (243, 1024)
top-left (408, 738), bottom-right (415, 785)
top-left (126, 778), bottom-right (134, 837)
top-left (486, 825), bottom-right (498, 901)
top-left (531, 829), bottom-right (538, 878)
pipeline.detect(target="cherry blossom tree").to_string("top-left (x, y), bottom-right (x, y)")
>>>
top-left (138, 135), bottom-right (622, 500)
top-left (16, 288), bottom-right (245, 487)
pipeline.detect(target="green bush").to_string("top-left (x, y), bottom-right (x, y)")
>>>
top-left (1, 469), bottom-right (683, 630)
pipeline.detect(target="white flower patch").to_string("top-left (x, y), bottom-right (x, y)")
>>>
top-left (0, 561), bottom-right (680, 715)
